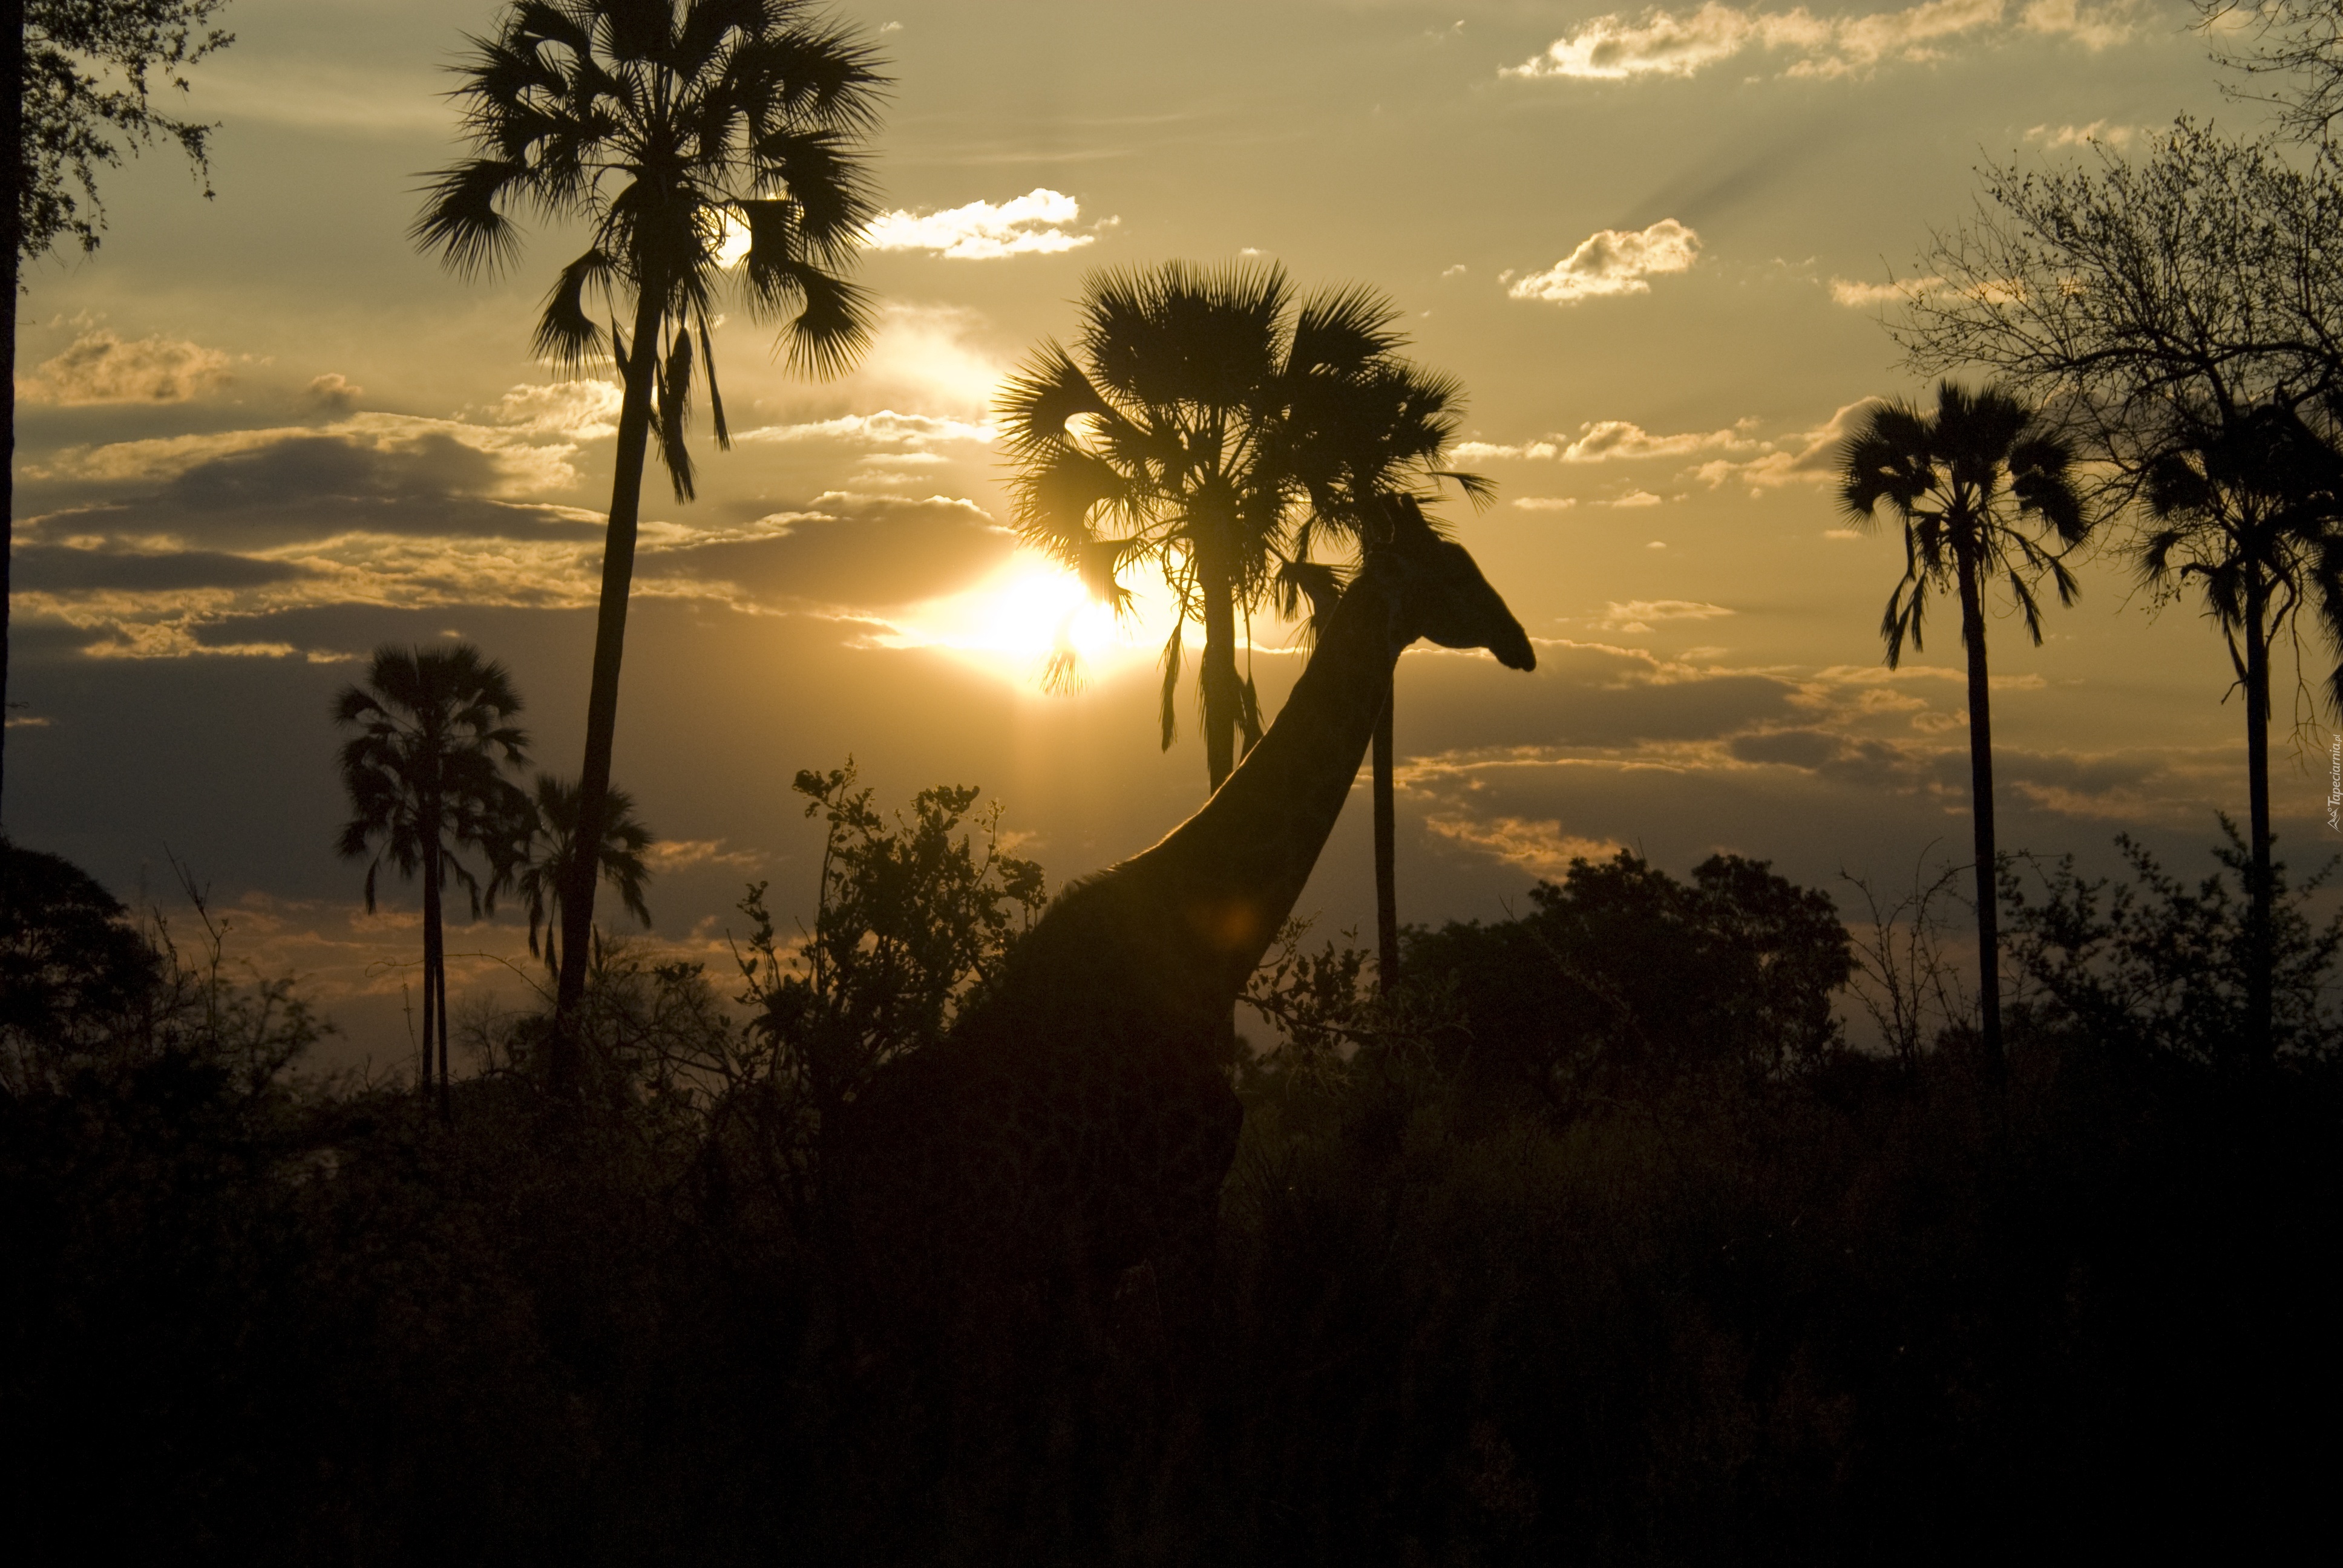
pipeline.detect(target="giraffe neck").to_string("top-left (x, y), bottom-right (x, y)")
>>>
top-left (1121, 560), bottom-right (1404, 998)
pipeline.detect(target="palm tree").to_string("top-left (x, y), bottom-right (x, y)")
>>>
top-left (2142, 399), bottom-right (2343, 1061)
top-left (334, 644), bottom-right (531, 1117)
top-left (1001, 263), bottom-right (1455, 794)
top-left (505, 774), bottom-right (655, 982)
top-left (413, 0), bottom-right (885, 1089)
top-left (1838, 382), bottom-right (2089, 1074)
top-left (1280, 351), bottom-right (1491, 991)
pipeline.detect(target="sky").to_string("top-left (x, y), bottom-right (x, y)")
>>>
top-left (9, 0), bottom-right (2316, 1070)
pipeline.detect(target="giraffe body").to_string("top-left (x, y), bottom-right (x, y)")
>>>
top-left (828, 503), bottom-right (1536, 1319)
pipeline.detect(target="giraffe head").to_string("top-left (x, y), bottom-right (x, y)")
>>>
top-left (1368, 495), bottom-right (1537, 670)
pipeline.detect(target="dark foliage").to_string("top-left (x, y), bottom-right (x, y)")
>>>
top-left (2004, 823), bottom-right (2343, 1065)
top-left (2, 827), bottom-right (2336, 1565)
top-left (1402, 850), bottom-right (1855, 1115)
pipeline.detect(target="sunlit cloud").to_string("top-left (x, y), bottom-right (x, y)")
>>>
top-left (1826, 273), bottom-right (2024, 309)
top-left (1608, 491), bottom-right (1665, 508)
top-left (1596, 599), bottom-right (1733, 632)
top-left (490, 379), bottom-right (625, 440)
top-left (644, 839), bottom-right (765, 874)
top-left (301, 374), bottom-right (362, 417)
top-left (1513, 497), bottom-right (1579, 511)
top-left (1501, 0), bottom-right (2137, 83)
top-left (1460, 417), bottom-right (1754, 465)
top-left (18, 328), bottom-right (233, 405)
top-left (738, 409), bottom-right (998, 448)
top-left (863, 188), bottom-right (1116, 260)
top-left (1506, 220), bottom-right (1700, 305)
top-left (1693, 397), bottom-right (1887, 492)
top-left (795, 302), bottom-right (1009, 419)
top-left (2025, 118), bottom-right (2134, 147)
top-left (1423, 815), bottom-right (1627, 879)
top-left (646, 493), bottom-right (1017, 612)
top-left (34, 411), bottom-right (591, 498)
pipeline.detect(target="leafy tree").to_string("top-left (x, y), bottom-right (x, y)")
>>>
top-left (332, 643), bottom-right (530, 1116)
top-left (505, 773), bottom-right (655, 981)
top-left (1401, 852), bottom-right (1853, 1116)
top-left (7, 0), bottom-right (234, 817)
top-left (1, 838), bottom-right (160, 1080)
top-left (1001, 261), bottom-right (1463, 794)
top-left (1838, 382), bottom-right (2089, 1074)
top-left (2003, 824), bottom-right (2343, 1066)
top-left (726, 761), bottom-right (1043, 1224)
top-left (413, 0), bottom-right (886, 1086)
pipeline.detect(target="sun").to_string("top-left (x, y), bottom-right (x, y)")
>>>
top-left (887, 550), bottom-right (1163, 690)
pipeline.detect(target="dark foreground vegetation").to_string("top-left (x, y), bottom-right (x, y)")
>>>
top-left (4, 805), bottom-right (2338, 1566)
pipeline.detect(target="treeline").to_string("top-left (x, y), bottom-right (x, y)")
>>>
top-left (4, 777), bottom-right (2338, 1564)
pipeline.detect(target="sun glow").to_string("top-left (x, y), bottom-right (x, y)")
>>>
top-left (886, 551), bottom-right (1165, 691)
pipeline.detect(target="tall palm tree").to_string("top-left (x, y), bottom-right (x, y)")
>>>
top-left (506, 773), bottom-right (655, 982)
top-left (1001, 263), bottom-right (1452, 794)
top-left (334, 644), bottom-right (531, 1117)
top-left (2143, 399), bottom-right (2343, 1061)
top-left (1838, 382), bottom-right (2089, 1074)
top-left (414, 0), bottom-right (885, 1089)
top-left (1280, 350), bottom-right (1491, 991)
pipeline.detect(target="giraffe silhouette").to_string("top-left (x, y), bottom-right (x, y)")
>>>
top-left (827, 498), bottom-right (1536, 1324)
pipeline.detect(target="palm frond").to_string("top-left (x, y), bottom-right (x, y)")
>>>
top-left (1158, 621), bottom-right (1184, 751)
top-left (655, 327), bottom-right (698, 502)
top-left (533, 246), bottom-right (615, 371)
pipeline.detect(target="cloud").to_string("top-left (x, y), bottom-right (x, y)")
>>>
top-left (12, 543), bottom-right (319, 593)
top-left (863, 188), bottom-right (1114, 260)
top-left (1563, 419), bottom-right (1755, 462)
top-left (1693, 397), bottom-right (1886, 492)
top-left (18, 329), bottom-right (233, 405)
top-left (1507, 220), bottom-right (1700, 305)
top-left (643, 839), bottom-right (764, 874)
top-left (1502, 0), bottom-right (2135, 82)
top-left (1513, 497), bottom-right (1579, 511)
top-left (25, 423), bottom-right (608, 560)
top-left (1608, 490), bottom-right (1664, 508)
top-left (300, 374), bottom-right (362, 418)
top-left (1596, 599), bottom-right (1733, 632)
top-left (646, 494), bottom-right (1016, 609)
top-left (738, 409), bottom-right (998, 448)
top-left (2025, 118), bottom-right (2133, 148)
top-left (490, 379), bottom-right (624, 439)
top-left (1460, 418), bottom-right (1755, 466)
top-left (817, 302), bottom-right (1010, 418)
top-left (1827, 276), bottom-right (1936, 307)
top-left (1423, 815), bottom-right (1627, 880)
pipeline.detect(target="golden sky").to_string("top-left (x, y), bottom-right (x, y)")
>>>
top-left (10, 0), bottom-right (2312, 1067)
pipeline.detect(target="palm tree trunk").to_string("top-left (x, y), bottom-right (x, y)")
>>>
top-left (2246, 569), bottom-right (2274, 1065)
top-left (552, 287), bottom-right (666, 1089)
top-left (2, 15), bottom-right (23, 825)
top-left (1374, 678), bottom-right (1398, 995)
top-left (1196, 534), bottom-right (1242, 792)
top-left (423, 835), bottom-right (447, 1118)
top-left (416, 952), bottom-right (434, 1097)
top-left (1956, 556), bottom-right (2004, 1079)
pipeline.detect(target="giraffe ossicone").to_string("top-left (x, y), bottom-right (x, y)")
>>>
top-left (827, 497), bottom-right (1536, 1320)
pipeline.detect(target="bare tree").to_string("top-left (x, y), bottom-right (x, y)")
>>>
top-left (2201, 0), bottom-right (2343, 142)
